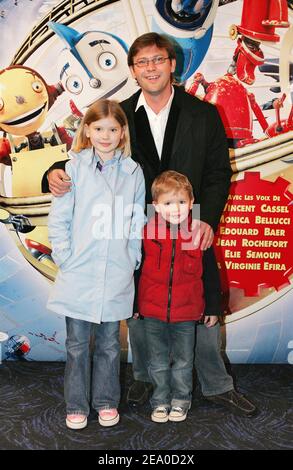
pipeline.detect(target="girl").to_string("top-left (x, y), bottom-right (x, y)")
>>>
top-left (47, 99), bottom-right (145, 429)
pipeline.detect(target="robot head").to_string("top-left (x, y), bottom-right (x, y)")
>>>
top-left (48, 22), bottom-right (130, 113)
top-left (153, 1), bottom-right (219, 82)
top-left (154, 0), bottom-right (218, 37)
top-left (0, 66), bottom-right (53, 136)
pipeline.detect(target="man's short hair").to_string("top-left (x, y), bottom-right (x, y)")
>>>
top-left (127, 32), bottom-right (176, 66)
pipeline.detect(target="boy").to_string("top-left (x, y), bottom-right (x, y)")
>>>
top-left (138, 170), bottom-right (218, 423)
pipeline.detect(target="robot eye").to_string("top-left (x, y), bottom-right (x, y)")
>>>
top-left (65, 75), bottom-right (83, 94)
top-left (0, 97), bottom-right (4, 111)
top-left (32, 81), bottom-right (44, 93)
top-left (98, 52), bottom-right (117, 71)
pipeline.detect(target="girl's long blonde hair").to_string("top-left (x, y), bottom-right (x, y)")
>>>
top-left (72, 99), bottom-right (131, 157)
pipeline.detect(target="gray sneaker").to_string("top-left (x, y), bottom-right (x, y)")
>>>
top-left (168, 406), bottom-right (188, 422)
top-left (151, 406), bottom-right (169, 423)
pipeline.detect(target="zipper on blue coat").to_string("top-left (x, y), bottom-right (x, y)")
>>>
top-left (167, 238), bottom-right (176, 323)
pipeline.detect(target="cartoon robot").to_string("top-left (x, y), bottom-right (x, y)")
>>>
top-left (188, 73), bottom-right (293, 147)
top-left (187, 0), bottom-right (292, 148)
top-left (0, 66), bottom-right (68, 280)
top-left (153, 0), bottom-right (219, 82)
top-left (228, 0), bottom-right (290, 85)
top-left (0, 65), bottom-right (68, 164)
top-left (46, 22), bottom-right (135, 123)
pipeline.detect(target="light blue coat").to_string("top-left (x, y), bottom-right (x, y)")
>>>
top-left (47, 148), bottom-right (145, 324)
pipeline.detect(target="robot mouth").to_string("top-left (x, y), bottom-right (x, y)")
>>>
top-left (3, 102), bottom-right (47, 127)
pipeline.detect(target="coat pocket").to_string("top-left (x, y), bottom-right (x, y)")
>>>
top-left (151, 239), bottom-right (163, 269)
top-left (183, 250), bottom-right (201, 274)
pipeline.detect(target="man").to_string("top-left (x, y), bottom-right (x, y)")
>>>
top-left (45, 33), bottom-right (256, 417)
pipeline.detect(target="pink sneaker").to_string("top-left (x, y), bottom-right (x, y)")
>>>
top-left (98, 408), bottom-right (120, 427)
top-left (66, 414), bottom-right (87, 430)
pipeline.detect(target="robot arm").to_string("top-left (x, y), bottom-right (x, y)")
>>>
top-left (187, 72), bottom-right (210, 95)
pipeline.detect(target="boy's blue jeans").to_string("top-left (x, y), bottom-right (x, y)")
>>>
top-left (64, 317), bottom-right (120, 416)
top-left (128, 318), bottom-right (233, 396)
top-left (144, 317), bottom-right (195, 410)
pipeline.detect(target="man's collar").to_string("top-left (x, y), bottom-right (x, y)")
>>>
top-left (135, 86), bottom-right (175, 114)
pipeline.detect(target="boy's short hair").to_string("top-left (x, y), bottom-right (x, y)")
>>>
top-left (151, 170), bottom-right (194, 201)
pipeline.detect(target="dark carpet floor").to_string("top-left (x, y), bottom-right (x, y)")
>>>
top-left (0, 362), bottom-right (292, 451)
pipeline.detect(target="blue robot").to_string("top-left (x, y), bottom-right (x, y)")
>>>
top-left (153, 0), bottom-right (219, 82)
top-left (48, 22), bottom-right (134, 117)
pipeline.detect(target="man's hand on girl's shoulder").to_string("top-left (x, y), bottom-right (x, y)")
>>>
top-left (48, 169), bottom-right (72, 197)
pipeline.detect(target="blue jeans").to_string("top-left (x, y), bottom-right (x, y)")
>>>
top-left (128, 318), bottom-right (233, 396)
top-left (64, 317), bottom-right (120, 415)
top-left (144, 318), bottom-right (195, 409)
top-left (194, 322), bottom-right (233, 396)
top-left (127, 316), bottom-right (150, 382)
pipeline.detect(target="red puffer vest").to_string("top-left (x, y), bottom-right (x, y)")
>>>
top-left (138, 215), bottom-right (205, 323)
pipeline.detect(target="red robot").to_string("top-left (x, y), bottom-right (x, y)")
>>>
top-left (187, 0), bottom-right (292, 148)
top-left (229, 0), bottom-right (289, 84)
top-left (187, 73), bottom-right (293, 148)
